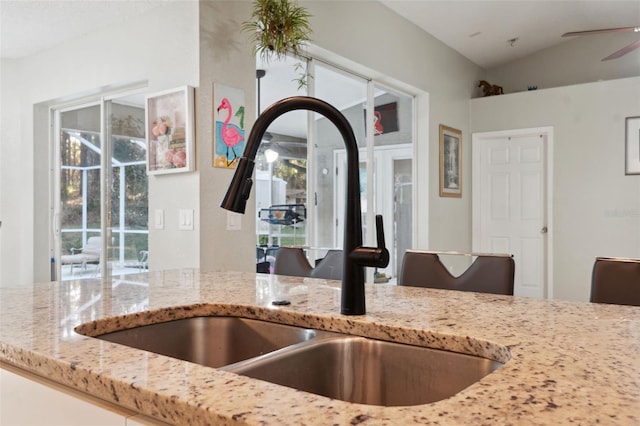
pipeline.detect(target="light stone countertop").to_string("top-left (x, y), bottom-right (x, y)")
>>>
top-left (1, 269), bottom-right (639, 425)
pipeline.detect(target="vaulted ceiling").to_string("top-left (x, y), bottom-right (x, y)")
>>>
top-left (2, 0), bottom-right (639, 68)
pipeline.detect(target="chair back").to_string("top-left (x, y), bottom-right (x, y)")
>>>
top-left (590, 257), bottom-right (640, 306)
top-left (310, 250), bottom-right (343, 280)
top-left (399, 252), bottom-right (451, 290)
top-left (273, 247), bottom-right (313, 277)
top-left (399, 251), bottom-right (515, 296)
top-left (256, 247), bottom-right (266, 262)
top-left (83, 236), bottom-right (102, 256)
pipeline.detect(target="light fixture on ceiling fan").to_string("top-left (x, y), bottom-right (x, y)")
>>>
top-left (562, 26), bottom-right (640, 61)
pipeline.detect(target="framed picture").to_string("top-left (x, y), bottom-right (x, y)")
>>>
top-left (439, 124), bottom-right (462, 198)
top-left (364, 102), bottom-right (399, 136)
top-left (213, 83), bottom-right (246, 168)
top-left (625, 116), bottom-right (640, 175)
top-left (146, 86), bottom-right (194, 175)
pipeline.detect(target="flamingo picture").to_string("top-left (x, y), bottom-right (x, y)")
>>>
top-left (216, 97), bottom-right (245, 166)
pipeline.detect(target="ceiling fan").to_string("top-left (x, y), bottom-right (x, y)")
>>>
top-left (562, 26), bottom-right (640, 61)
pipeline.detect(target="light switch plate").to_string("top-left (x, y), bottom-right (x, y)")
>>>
top-left (154, 209), bottom-right (164, 229)
top-left (179, 209), bottom-right (194, 231)
top-left (227, 211), bottom-right (241, 231)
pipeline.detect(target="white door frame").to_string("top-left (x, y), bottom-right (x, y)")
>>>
top-left (472, 127), bottom-right (554, 299)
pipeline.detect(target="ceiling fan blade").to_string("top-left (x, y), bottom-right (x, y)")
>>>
top-left (602, 39), bottom-right (640, 61)
top-left (562, 26), bottom-right (640, 37)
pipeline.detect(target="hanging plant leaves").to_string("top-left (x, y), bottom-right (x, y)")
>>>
top-left (242, 0), bottom-right (312, 87)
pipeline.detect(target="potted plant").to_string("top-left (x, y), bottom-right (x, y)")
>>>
top-left (243, 0), bottom-right (312, 88)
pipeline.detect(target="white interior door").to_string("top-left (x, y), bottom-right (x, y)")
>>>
top-left (472, 129), bottom-right (552, 298)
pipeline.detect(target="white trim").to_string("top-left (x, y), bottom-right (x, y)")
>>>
top-left (306, 58), bottom-right (317, 249)
top-left (47, 81), bottom-right (147, 111)
top-left (472, 127), bottom-right (554, 299)
top-left (51, 108), bottom-right (61, 280)
top-left (414, 91), bottom-right (429, 248)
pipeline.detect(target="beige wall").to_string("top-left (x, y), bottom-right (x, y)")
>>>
top-left (470, 77), bottom-right (640, 301)
top-left (197, 0), bottom-right (256, 273)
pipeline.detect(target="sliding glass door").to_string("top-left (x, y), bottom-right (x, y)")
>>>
top-left (310, 62), bottom-right (368, 258)
top-left (54, 94), bottom-right (148, 280)
top-left (254, 56), bottom-right (415, 281)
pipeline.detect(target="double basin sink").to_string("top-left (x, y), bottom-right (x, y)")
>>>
top-left (89, 316), bottom-right (504, 407)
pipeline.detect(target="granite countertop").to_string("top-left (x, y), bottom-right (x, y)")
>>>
top-left (1, 269), bottom-right (639, 425)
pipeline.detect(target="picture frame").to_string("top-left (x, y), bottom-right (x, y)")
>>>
top-left (625, 116), bottom-right (640, 175)
top-left (439, 124), bottom-right (462, 198)
top-left (146, 86), bottom-right (194, 175)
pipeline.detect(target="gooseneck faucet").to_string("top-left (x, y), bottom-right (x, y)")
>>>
top-left (221, 96), bottom-right (389, 315)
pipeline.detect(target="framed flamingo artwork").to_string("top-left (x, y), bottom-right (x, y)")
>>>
top-left (213, 83), bottom-right (246, 169)
top-left (145, 86), bottom-right (195, 175)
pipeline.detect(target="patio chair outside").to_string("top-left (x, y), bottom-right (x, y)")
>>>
top-left (60, 236), bottom-right (101, 274)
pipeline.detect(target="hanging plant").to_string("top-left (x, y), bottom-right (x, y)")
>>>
top-left (242, 0), bottom-right (312, 88)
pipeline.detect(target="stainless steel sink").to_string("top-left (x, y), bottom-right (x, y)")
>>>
top-left (89, 316), bottom-right (505, 406)
top-left (95, 316), bottom-right (326, 368)
top-left (227, 335), bottom-right (503, 406)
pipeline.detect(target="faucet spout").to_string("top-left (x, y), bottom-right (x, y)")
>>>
top-left (221, 96), bottom-right (389, 315)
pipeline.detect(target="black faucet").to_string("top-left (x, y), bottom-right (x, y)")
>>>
top-left (221, 96), bottom-right (389, 315)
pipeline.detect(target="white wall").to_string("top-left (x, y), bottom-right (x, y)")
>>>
top-left (0, 59), bottom-right (26, 286)
top-left (470, 77), bottom-right (640, 301)
top-left (0, 2), bottom-right (199, 286)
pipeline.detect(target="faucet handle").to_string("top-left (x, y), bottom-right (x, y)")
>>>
top-left (350, 214), bottom-right (390, 269)
top-left (375, 214), bottom-right (386, 252)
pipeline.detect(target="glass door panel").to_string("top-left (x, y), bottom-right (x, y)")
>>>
top-left (108, 99), bottom-right (148, 275)
top-left (254, 56), bottom-right (308, 272)
top-left (333, 84), bottom-right (414, 281)
top-left (393, 158), bottom-right (413, 279)
top-left (312, 62), bottom-right (368, 257)
top-left (58, 104), bottom-right (103, 280)
top-left (371, 85), bottom-right (414, 281)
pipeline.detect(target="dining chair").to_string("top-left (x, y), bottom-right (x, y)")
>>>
top-left (256, 247), bottom-right (266, 263)
top-left (590, 257), bottom-right (640, 306)
top-left (398, 250), bottom-right (515, 296)
top-left (273, 247), bottom-right (313, 277)
top-left (310, 250), bottom-right (343, 280)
